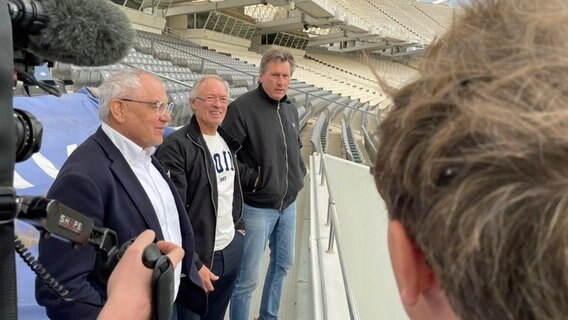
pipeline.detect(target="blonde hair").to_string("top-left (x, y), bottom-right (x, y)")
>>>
top-left (374, 0), bottom-right (568, 319)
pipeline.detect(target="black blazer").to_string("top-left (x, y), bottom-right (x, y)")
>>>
top-left (35, 127), bottom-right (206, 319)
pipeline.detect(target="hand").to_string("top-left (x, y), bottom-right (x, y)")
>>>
top-left (198, 265), bottom-right (219, 292)
top-left (237, 229), bottom-right (245, 236)
top-left (98, 230), bottom-right (185, 320)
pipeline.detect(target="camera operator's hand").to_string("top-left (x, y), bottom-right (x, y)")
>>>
top-left (97, 230), bottom-right (185, 320)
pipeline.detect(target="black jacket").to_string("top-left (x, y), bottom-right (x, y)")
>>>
top-left (223, 85), bottom-right (306, 210)
top-left (156, 116), bottom-right (245, 270)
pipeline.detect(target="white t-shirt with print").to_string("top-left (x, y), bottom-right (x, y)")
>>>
top-left (203, 133), bottom-right (235, 251)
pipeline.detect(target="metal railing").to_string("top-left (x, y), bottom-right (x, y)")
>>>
top-left (311, 146), bottom-right (361, 319)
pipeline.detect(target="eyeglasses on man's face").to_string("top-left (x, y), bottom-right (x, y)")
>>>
top-left (118, 98), bottom-right (174, 115)
top-left (195, 96), bottom-right (229, 105)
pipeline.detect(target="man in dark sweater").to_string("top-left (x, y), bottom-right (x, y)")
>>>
top-left (223, 47), bottom-right (306, 320)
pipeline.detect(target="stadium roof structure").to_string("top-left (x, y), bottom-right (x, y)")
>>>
top-left (161, 0), bottom-right (461, 58)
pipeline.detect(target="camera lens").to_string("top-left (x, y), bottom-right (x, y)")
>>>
top-left (14, 109), bottom-right (43, 162)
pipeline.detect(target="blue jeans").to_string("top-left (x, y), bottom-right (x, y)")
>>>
top-left (230, 202), bottom-right (296, 320)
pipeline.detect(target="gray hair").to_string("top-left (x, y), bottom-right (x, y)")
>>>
top-left (98, 69), bottom-right (162, 122)
top-left (260, 47), bottom-right (296, 76)
top-left (188, 75), bottom-right (230, 100)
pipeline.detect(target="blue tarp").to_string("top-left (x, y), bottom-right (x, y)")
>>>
top-left (14, 87), bottom-right (100, 319)
top-left (15, 87), bottom-right (101, 195)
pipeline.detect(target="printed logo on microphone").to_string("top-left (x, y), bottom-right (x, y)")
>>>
top-left (58, 214), bottom-right (83, 234)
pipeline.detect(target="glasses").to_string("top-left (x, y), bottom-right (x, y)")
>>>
top-left (118, 98), bottom-right (174, 116)
top-left (195, 96), bottom-right (229, 105)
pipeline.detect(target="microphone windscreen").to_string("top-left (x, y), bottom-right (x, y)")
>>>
top-left (27, 0), bottom-right (135, 66)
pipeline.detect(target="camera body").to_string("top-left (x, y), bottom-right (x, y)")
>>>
top-left (10, 0), bottom-right (46, 162)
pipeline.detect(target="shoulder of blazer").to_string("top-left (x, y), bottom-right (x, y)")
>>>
top-left (91, 126), bottom-right (124, 162)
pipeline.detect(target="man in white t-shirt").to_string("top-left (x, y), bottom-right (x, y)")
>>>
top-left (157, 75), bottom-right (251, 320)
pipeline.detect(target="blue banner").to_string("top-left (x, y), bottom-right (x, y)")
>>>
top-left (14, 88), bottom-right (100, 319)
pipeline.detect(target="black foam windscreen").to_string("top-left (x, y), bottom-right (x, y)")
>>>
top-left (25, 0), bottom-right (135, 66)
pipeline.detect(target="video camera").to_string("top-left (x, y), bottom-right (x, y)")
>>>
top-left (1, 1), bottom-right (173, 319)
top-left (9, 0), bottom-right (52, 163)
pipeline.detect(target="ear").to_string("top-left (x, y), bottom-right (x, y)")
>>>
top-left (109, 99), bottom-right (126, 124)
top-left (388, 220), bottom-right (435, 308)
top-left (190, 99), bottom-right (197, 111)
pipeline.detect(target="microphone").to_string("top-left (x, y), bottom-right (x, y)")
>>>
top-left (17, 196), bottom-right (96, 245)
top-left (16, 196), bottom-right (175, 319)
top-left (9, 0), bottom-right (135, 66)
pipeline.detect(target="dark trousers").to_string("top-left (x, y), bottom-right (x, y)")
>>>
top-left (177, 232), bottom-right (244, 320)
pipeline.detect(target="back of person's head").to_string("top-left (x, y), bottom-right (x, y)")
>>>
top-left (260, 46), bottom-right (296, 76)
top-left (98, 69), bottom-right (158, 122)
top-left (373, 0), bottom-right (568, 319)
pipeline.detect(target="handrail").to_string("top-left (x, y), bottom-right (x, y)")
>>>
top-left (120, 63), bottom-right (192, 89)
top-left (163, 26), bottom-right (185, 39)
top-left (310, 157), bottom-right (326, 320)
top-left (315, 152), bottom-right (361, 319)
top-left (138, 35), bottom-right (379, 112)
top-left (361, 126), bottom-right (377, 163)
top-left (137, 28), bottom-right (385, 109)
top-left (136, 33), bottom-right (380, 119)
top-left (137, 34), bottom-right (258, 80)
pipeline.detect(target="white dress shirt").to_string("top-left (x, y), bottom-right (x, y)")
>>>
top-left (102, 123), bottom-right (182, 297)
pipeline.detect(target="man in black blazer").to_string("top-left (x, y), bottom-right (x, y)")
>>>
top-left (35, 69), bottom-right (206, 319)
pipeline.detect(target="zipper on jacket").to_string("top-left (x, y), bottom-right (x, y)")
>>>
top-left (233, 144), bottom-right (245, 226)
top-left (277, 101), bottom-right (289, 210)
top-left (252, 165), bottom-right (261, 193)
top-left (188, 134), bottom-right (217, 269)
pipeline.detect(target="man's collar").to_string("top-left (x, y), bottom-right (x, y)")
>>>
top-left (101, 122), bottom-right (155, 163)
top-left (258, 84), bottom-right (288, 104)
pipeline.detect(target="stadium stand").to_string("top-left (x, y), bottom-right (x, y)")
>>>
top-left (340, 118), bottom-right (364, 164)
top-left (12, 0), bottom-right (461, 318)
top-left (311, 112), bottom-right (329, 153)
